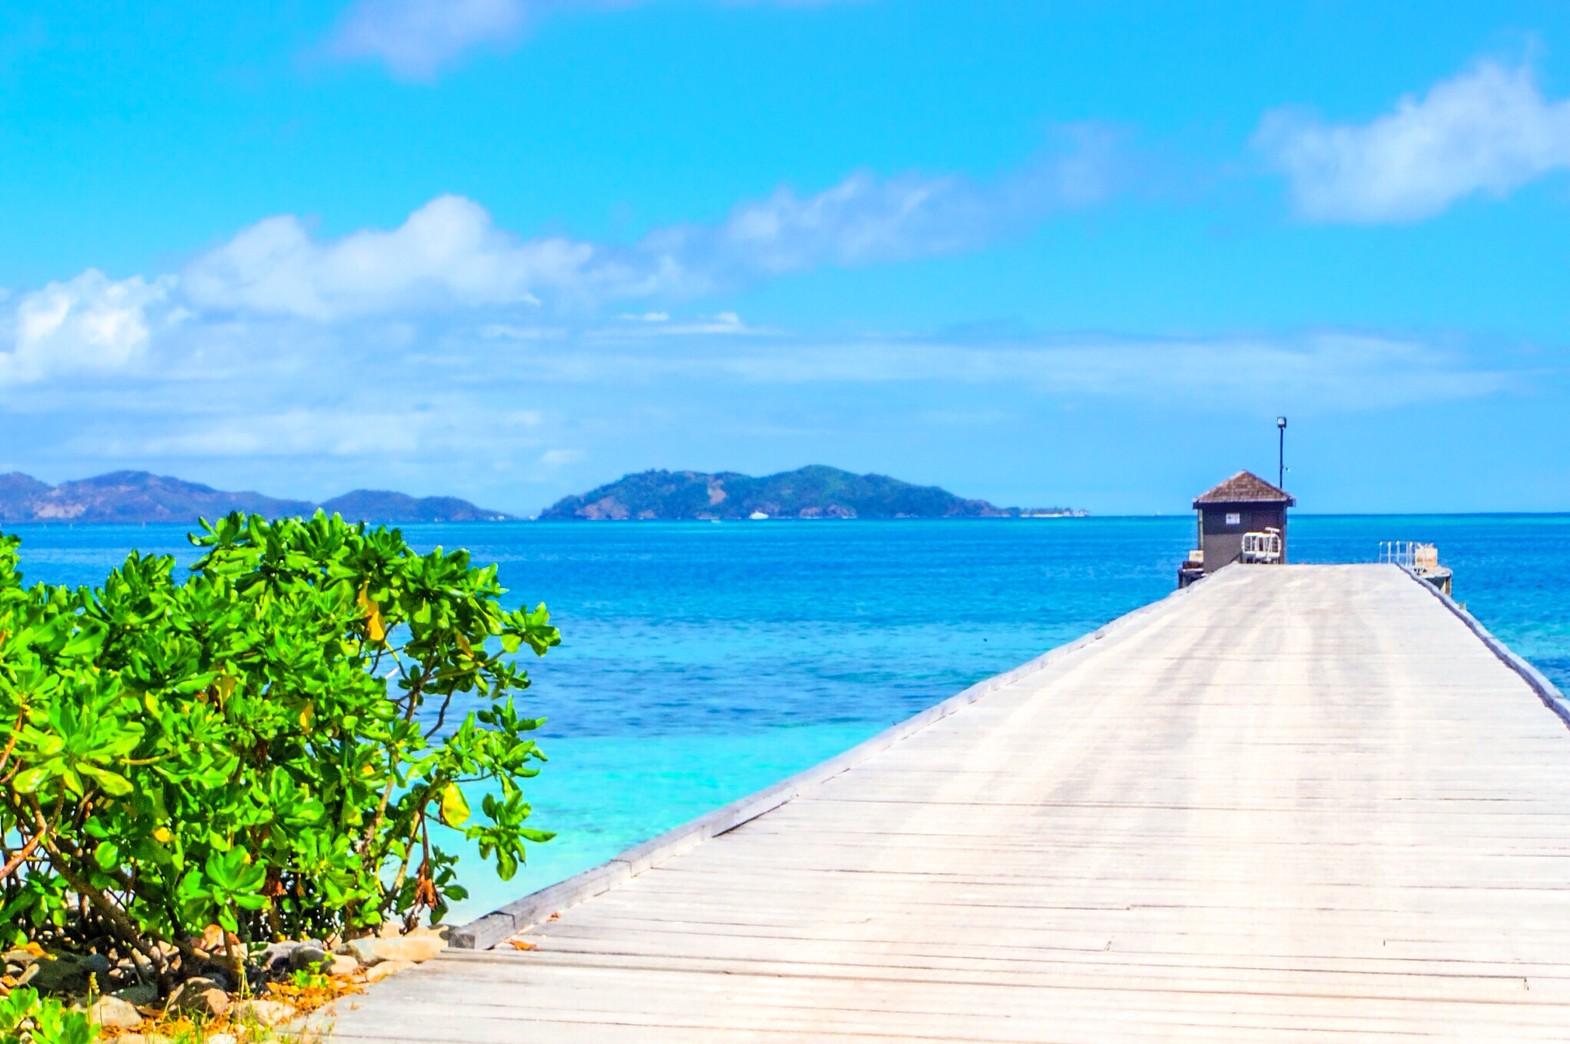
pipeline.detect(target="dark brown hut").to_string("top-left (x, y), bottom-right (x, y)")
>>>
top-left (1184, 470), bottom-right (1294, 581)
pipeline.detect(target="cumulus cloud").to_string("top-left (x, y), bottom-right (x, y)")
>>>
top-left (0, 270), bottom-right (178, 384)
top-left (327, 0), bottom-right (855, 79)
top-left (182, 195), bottom-right (601, 320)
top-left (1255, 60), bottom-right (1570, 222)
top-left (181, 135), bottom-right (1116, 320)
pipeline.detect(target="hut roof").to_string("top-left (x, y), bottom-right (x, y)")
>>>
top-left (1192, 470), bottom-right (1295, 508)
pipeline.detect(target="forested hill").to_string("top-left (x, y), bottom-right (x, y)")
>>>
top-left (539, 465), bottom-right (1080, 520)
top-left (0, 471), bottom-right (511, 524)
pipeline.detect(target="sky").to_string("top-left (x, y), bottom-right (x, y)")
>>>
top-left (3, 2), bottom-right (1570, 515)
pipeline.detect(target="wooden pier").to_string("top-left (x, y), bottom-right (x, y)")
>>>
top-left (327, 565), bottom-right (1570, 1041)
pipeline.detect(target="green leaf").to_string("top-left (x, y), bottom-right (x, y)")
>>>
top-left (93, 841), bottom-right (121, 872)
top-left (12, 767), bottom-right (49, 793)
top-left (85, 766), bottom-right (133, 796)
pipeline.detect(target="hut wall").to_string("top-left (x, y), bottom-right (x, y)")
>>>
top-left (1199, 504), bottom-right (1288, 573)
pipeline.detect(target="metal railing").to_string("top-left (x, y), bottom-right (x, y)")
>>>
top-left (1379, 541), bottom-right (1437, 568)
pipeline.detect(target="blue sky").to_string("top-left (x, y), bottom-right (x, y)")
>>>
top-left (3, 2), bottom-right (1569, 514)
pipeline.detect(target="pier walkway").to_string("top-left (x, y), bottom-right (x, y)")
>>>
top-left (329, 565), bottom-right (1570, 1041)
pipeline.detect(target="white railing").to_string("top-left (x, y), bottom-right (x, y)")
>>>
top-left (1379, 541), bottom-right (1437, 569)
top-left (1380, 540), bottom-right (1416, 567)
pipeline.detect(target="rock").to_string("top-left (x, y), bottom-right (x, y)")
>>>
top-left (194, 924), bottom-right (242, 957)
top-left (370, 935), bottom-right (444, 964)
top-left (88, 995), bottom-right (143, 1030)
top-left (327, 954), bottom-right (360, 977)
top-left (257, 941), bottom-right (301, 974)
top-left (411, 924), bottom-right (452, 941)
top-left (377, 921), bottom-right (403, 938)
top-left (231, 998), bottom-right (296, 1027)
top-left (166, 977), bottom-right (231, 1017)
top-left (106, 1035), bottom-right (174, 1044)
top-left (207, 1034), bottom-right (238, 1044)
top-left (110, 984), bottom-right (157, 1006)
top-left (344, 937), bottom-right (382, 965)
top-left (196, 966), bottom-right (233, 992)
top-left (289, 944), bottom-right (331, 972)
top-left (22, 955), bottom-right (90, 992)
top-left (362, 959), bottom-right (412, 984)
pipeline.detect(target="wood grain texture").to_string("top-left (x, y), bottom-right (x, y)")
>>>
top-left (328, 565), bottom-right (1570, 1041)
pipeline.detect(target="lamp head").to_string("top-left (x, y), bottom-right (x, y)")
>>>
top-left (1276, 416), bottom-right (1287, 430)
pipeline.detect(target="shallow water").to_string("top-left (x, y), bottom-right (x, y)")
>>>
top-left (8, 515), bottom-right (1568, 920)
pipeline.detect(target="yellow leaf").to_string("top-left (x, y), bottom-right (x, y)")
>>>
top-left (214, 673), bottom-right (236, 704)
top-left (153, 827), bottom-right (174, 844)
top-left (299, 701), bottom-right (315, 729)
top-left (357, 585), bottom-right (386, 642)
top-left (439, 782), bottom-right (470, 828)
top-left (508, 939), bottom-right (536, 951)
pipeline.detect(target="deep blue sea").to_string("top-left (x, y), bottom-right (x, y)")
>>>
top-left (6, 515), bottom-right (1568, 922)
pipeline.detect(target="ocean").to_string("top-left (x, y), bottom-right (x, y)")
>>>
top-left (6, 514), bottom-right (1568, 922)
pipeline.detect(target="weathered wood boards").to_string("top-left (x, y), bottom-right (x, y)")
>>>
top-left (328, 565), bottom-right (1570, 1041)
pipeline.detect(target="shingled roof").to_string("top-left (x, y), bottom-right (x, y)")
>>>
top-left (1192, 470), bottom-right (1294, 508)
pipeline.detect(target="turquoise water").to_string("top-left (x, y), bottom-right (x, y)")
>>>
top-left (7, 515), bottom-right (1568, 921)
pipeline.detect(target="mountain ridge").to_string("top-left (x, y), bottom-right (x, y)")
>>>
top-left (540, 465), bottom-right (1085, 520)
top-left (0, 471), bottom-right (512, 524)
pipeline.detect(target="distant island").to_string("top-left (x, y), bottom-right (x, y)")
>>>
top-left (540, 465), bottom-right (1086, 521)
top-left (0, 471), bottom-right (512, 524)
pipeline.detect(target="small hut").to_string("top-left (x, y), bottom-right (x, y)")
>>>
top-left (1180, 471), bottom-right (1294, 585)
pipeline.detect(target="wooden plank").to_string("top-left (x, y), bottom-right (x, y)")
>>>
top-left (448, 580), bottom-right (1198, 949)
top-left (329, 564), bottom-right (1570, 1040)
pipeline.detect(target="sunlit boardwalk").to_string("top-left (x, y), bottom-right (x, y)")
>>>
top-left (328, 565), bottom-right (1570, 1042)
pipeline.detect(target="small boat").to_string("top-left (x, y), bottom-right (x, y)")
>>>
top-left (748, 511), bottom-right (769, 520)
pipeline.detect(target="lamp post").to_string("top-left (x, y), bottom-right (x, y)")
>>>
top-left (1276, 416), bottom-right (1287, 490)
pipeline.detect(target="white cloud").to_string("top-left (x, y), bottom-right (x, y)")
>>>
top-left (0, 277), bottom-right (1546, 514)
top-left (327, 0), bottom-right (861, 80)
top-left (181, 134), bottom-right (1114, 321)
top-left (124, 404), bottom-right (545, 459)
top-left (478, 322), bottom-right (567, 340)
top-left (182, 195), bottom-right (592, 320)
top-left (538, 447), bottom-right (585, 469)
top-left (651, 129), bottom-right (1118, 286)
top-left (0, 270), bottom-right (177, 384)
top-left (1255, 61), bottom-right (1570, 222)
top-left (602, 310), bottom-right (763, 337)
top-left (516, 329), bottom-right (1518, 412)
top-left (328, 0), bottom-right (533, 80)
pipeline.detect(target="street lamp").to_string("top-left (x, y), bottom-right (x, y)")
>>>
top-left (1276, 416), bottom-right (1287, 490)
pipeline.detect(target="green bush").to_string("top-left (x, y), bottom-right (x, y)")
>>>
top-left (0, 987), bottom-right (98, 1043)
top-left (0, 512), bottom-right (559, 983)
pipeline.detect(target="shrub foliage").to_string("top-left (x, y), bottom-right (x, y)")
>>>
top-left (0, 513), bottom-right (559, 982)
